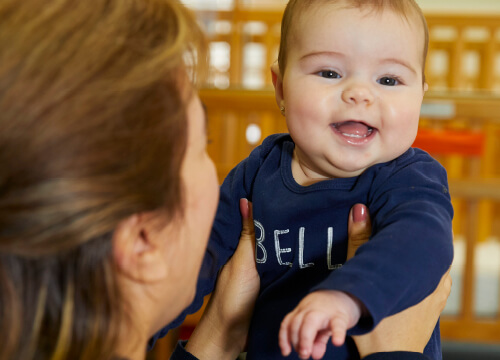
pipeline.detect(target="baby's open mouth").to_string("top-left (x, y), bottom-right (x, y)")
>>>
top-left (331, 121), bottom-right (374, 138)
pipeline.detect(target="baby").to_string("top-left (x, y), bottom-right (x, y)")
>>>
top-left (153, 1), bottom-right (454, 359)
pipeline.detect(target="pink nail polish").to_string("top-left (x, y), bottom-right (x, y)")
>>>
top-left (353, 204), bottom-right (367, 223)
top-left (239, 198), bottom-right (249, 218)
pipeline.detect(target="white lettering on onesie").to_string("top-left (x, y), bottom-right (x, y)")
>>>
top-left (327, 227), bottom-right (342, 270)
top-left (254, 220), bottom-right (267, 264)
top-left (253, 221), bottom-right (343, 270)
top-left (274, 229), bottom-right (292, 266)
top-left (298, 227), bottom-right (314, 269)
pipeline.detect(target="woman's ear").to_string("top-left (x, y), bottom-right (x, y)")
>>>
top-left (271, 62), bottom-right (285, 113)
top-left (112, 213), bottom-right (169, 283)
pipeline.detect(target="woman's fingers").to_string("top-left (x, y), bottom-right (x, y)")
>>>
top-left (239, 198), bottom-right (255, 238)
top-left (206, 199), bottom-right (259, 352)
top-left (346, 204), bottom-right (372, 260)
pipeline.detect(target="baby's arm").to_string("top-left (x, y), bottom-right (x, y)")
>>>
top-left (279, 290), bottom-right (363, 360)
top-left (279, 204), bottom-right (372, 360)
top-left (284, 153), bottom-right (453, 359)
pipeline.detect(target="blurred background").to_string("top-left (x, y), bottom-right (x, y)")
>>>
top-left (153, 1), bottom-right (500, 359)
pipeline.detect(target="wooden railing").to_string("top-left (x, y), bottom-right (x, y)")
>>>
top-left (442, 179), bottom-right (500, 343)
top-left (193, 8), bottom-right (500, 91)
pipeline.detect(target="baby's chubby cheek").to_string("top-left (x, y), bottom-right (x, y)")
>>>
top-left (386, 108), bottom-right (419, 139)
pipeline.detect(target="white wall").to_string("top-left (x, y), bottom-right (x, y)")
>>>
top-left (183, 0), bottom-right (500, 13)
top-left (185, 0), bottom-right (500, 13)
top-left (417, 0), bottom-right (500, 13)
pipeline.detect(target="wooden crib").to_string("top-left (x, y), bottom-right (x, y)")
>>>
top-left (196, 4), bottom-right (500, 91)
top-left (152, 5), bottom-right (500, 359)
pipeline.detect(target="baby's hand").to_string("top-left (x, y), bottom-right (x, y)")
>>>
top-left (279, 290), bottom-right (362, 360)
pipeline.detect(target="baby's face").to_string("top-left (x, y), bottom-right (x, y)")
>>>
top-left (282, 5), bottom-right (426, 179)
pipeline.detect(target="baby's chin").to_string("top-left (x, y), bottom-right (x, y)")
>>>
top-left (325, 164), bottom-right (370, 179)
top-left (327, 155), bottom-right (394, 178)
top-left (333, 147), bottom-right (412, 177)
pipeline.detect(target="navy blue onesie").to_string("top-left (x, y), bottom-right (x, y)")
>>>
top-left (152, 134), bottom-right (453, 360)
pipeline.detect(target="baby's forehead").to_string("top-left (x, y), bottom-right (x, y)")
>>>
top-left (294, 3), bottom-right (422, 33)
top-left (289, 4), bottom-right (426, 53)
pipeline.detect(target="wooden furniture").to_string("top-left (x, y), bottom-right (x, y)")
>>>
top-left (194, 7), bottom-right (500, 92)
top-left (442, 179), bottom-right (500, 343)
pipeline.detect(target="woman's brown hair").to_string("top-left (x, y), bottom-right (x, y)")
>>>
top-left (0, 0), bottom-right (206, 358)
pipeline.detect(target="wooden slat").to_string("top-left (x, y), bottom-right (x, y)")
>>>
top-left (201, 88), bottom-right (500, 120)
top-left (449, 179), bottom-right (500, 200)
top-left (440, 320), bottom-right (500, 344)
top-left (425, 13), bottom-right (500, 28)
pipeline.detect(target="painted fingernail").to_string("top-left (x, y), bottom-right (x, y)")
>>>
top-left (353, 204), bottom-right (367, 223)
top-left (240, 198), bottom-right (249, 218)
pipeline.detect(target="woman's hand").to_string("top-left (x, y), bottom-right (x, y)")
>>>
top-left (185, 199), bottom-right (260, 360)
top-left (346, 205), bottom-right (452, 359)
top-left (346, 203), bottom-right (372, 260)
top-left (353, 269), bottom-right (451, 359)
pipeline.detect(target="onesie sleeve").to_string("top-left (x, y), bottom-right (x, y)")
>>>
top-left (311, 150), bottom-right (454, 334)
top-left (169, 341), bottom-right (199, 360)
top-left (363, 352), bottom-right (431, 360)
top-left (149, 134), bottom-right (282, 348)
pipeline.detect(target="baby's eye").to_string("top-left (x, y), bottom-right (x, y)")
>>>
top-left (318, 70), bottom-right (341, 79)
top-left (378, 77), bottom-right (400, 86)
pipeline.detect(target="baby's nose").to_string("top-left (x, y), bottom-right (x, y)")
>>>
top-left (341, 85), bottom-right (374, 105)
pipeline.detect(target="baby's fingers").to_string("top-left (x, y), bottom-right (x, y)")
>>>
top-left (297, 313), bottom-right (329, 359)
top-left (289, 312), bottom-right (307, 356)
top-left (279, 312), bottom-right (295, 357)
top-left (330, 316), bottom-right (349, 347)
top-left (310, 329), bottom-right (331, 360)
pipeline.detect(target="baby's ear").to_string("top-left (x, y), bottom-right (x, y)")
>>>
top-left (423, 82), bottom-right (429, 92)
top-left (271, 62), bottom-right (285, 111)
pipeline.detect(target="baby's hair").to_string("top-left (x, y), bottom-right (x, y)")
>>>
top-left (278, 0), bottom-right (429, 84)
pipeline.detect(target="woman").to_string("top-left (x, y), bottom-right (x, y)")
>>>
top-left (1, 0), bottom-right (213, 358)
top-left (0, 0), bottom-right (450, 359)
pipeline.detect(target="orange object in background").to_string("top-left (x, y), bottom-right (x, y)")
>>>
top-left (413, 128), bottom-right (485, 157)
